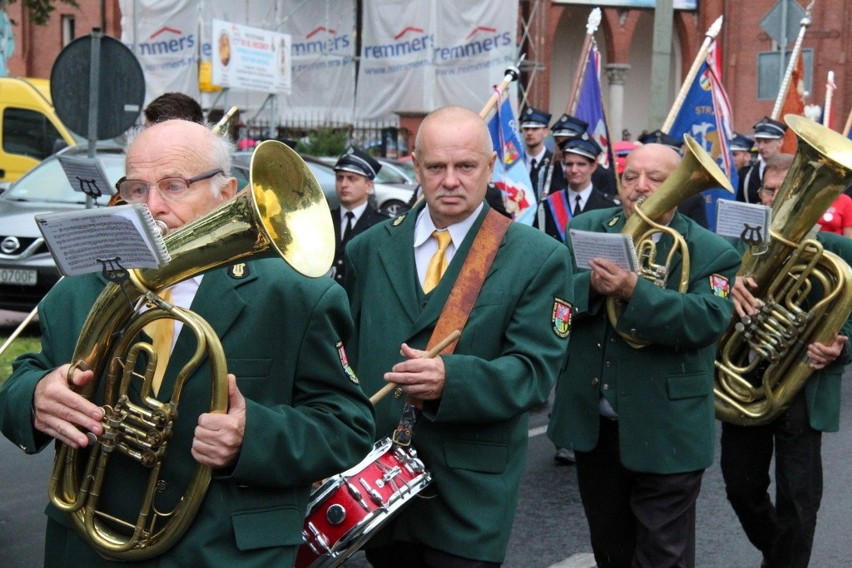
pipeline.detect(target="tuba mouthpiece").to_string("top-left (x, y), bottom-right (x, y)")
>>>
top-left (154, 220), bottom-right (169, 236)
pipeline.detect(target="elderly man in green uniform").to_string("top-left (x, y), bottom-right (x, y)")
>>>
top-left (721, 152), bottom-right (851, 568)
top-left (0, 119), bottom-right (375, 567)
top-left (345, 106), bottom-right (573, 567)
top-left (548, 143), bottom-right (740, 568)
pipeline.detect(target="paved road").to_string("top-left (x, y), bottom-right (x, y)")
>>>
top-left (2, 363), bottom-right (851, 567)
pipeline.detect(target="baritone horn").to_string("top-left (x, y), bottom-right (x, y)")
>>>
top-left (48, 140), bottom-right (335, 561)
top-left (715, 115), bottom-right (852, 426)
top-left (606, 134), bottom-right (734, 348)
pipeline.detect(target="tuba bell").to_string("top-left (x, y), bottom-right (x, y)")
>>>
top-left (714, 115), bottom-right (852, 426)
top-left (47, 140), bottom-right (335, 561)
top-left (606, 134), bottom-right (734, 348)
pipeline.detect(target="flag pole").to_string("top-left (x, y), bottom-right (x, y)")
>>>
top-left (661, 15), bottom-right (723, 133)
top-left (565, 8), bottom-right (602, 115)
top-left (843, 106), bottom-right (852, 137)
top-left (770, 1), bottom-right (814, 120)
top-left (823, 71), bottom-right (836, 128)
top-left (479, 56), bottom-right (523, 119)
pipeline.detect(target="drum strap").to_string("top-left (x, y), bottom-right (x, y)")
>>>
top-left (392, 209), bottom-right (511, 447)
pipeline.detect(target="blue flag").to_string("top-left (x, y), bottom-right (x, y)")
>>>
top-left (575, 46), bottom-right (613, 172)
top-left (487, 96), bottom-right (536, 225)
top-left (669, 60), bottom-right (737, 232)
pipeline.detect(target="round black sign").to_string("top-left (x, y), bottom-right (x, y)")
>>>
top-left (50, 33), bottom-right (146, 140)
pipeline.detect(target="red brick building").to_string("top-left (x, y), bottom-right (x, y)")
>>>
top-left (4, 1), bottom-right (852, 138)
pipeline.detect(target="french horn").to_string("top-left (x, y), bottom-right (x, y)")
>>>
top-left (48, 140), bottom-right (334, 560)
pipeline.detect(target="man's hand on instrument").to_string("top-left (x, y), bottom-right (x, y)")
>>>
top-left (589, 258), bottom-right (638, 301)
top-left (731, 276), bottom-right (761, 319)
top-left (807, 335), bottom-right (848, 370)
top-left (33, 363), bottom-right (104, 449)
top-left (385, 343), bottom-right (446, 401)
top-left (193, 374), bottom-right (245, 468)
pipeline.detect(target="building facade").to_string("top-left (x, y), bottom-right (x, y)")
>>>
top-left (4, 1), bottom-right (852, 142)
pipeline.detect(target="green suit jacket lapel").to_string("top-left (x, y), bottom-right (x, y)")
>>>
top-left (159, 266), bottom-right (255, 394)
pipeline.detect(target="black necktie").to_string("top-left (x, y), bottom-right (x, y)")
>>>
top-left (572, 194), bottom-right (582, 217)
top-left (342, 211), bottom-right (354, 243)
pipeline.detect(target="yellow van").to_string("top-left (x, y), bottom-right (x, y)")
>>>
top-left (0, 77), bottom-right (77, 183)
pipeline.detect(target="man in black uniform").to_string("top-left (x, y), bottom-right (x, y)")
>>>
top-left (521, 107), bottom-right (553, 201)
top-left (330, 146), bottom-right (388, 284)
top-left (542, 134), bottom-right (615, 241)
top-left (730, 133), bottom-right (755, 173)
top-left (737, 116), bottom-right (786, 204)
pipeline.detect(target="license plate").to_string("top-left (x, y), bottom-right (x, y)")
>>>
top-left (0, 268), bottom-right (37, 286)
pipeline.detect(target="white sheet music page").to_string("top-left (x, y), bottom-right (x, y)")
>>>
top-left (568, 229), bottom-right (639, 272)
top-left (716, 200), bottom-right (771, 243)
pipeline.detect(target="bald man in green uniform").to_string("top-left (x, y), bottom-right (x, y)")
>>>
top-left (345, 106), bottom-right (573, 567)
top-left (548, 143), bottom-right (740, 568)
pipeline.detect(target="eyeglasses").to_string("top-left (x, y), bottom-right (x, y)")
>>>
top-left (758, 185), bottom-right (779, 197)
top-left (116, 168), bottom-right (224, 203)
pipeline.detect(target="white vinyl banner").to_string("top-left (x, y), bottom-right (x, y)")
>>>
top-left (210, 19), bottom-right (291, 94)
top-left (355, 0), bottom-right (517, 121)
top-left (277, 0), bottom-right (356, 123)
top-left (119, 0), bottom-right (200, 106)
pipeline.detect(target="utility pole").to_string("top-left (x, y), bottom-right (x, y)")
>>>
top-left (648, 0), bottom-right (674, 129)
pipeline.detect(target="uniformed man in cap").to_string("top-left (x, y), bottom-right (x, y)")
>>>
top-left (552, 114), bottom-right (618, 200)
top-left (737, 116), bottom-right (787, 204)
top-left (730, 133), bottom-right (755, 173)
top-left (330, 146), bottom-right (389, 284)
top-left (638, 129), bottom-right (708, 228)
top-left (542, 134), bottom-right (614, 242)
top-left (521, 107), bottom-right (553, 200)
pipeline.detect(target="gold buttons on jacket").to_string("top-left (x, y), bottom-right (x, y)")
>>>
top-left (591, 377), bottom-right (599, 385)
top-left (393, 387), bottom-right (404, 399)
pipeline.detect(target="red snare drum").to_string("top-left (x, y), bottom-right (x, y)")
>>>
top-left (295, 438), bottom-right (431, 568)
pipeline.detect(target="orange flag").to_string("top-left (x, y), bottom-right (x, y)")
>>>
top-left (779, 52), bottom-right (805, 153)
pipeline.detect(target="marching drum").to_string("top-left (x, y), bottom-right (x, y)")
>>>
top-left (295, 438), bottom-right (431, 568)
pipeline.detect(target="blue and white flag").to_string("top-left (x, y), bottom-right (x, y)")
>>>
top-left (487, 95), bottom-right (536, 225)
top-left (669, 59), bottom-right (737, 231)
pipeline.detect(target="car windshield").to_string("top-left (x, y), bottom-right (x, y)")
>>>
top-left (3, 150), bottom-right (125, 205)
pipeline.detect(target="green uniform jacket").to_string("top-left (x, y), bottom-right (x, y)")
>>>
top-left (344, 202), bottom-right (573, 563)
top-left (730, 232), bottom-right (852, 432)
top-left (0, 259), bottom-right (375, 567)
top-left (548, 207), bottom-right (740, 474)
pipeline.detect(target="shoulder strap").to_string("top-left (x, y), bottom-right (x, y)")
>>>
top-left (427, 208), bottom-right (511, 353)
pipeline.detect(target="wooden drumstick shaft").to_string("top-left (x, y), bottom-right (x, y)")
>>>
top-left (369, 329), bottom-right (461, 405)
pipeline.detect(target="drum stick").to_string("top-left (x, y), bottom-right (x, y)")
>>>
top-left (369, 329), bottom-right (461, 405)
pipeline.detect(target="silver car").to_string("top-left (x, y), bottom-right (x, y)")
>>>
top-left (0, 145), bottom-right (252, 312)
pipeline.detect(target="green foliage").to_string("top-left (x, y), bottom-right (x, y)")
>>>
top-left (2, 0), bottom-right (80, 26)
top-left (296, 128), bottom-right (348, 157)
top-left (0, 334), bottom-right (40, 385)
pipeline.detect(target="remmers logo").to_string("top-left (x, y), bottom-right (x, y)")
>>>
top-left (135, 26), bottom-right (196, 56)
top-left (292, 26), bottom-right (351, 56)
top-left (363, 26), bottom-right (433, 59)
top-left (434, 24), bottom-right (511, 61)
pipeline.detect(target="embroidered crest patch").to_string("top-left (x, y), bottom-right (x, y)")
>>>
top-left (337, 342), bottom-right (359, 384)
top-left (552, 298), bottom-right (573, 338)
top-left (709, 274), bottom-right (730, 298)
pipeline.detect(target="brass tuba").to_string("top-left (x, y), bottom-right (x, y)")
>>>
top-left (47, 140), bottom-right (335, 561)
top-left (715, 115), bottom-right (852, 426)
top-left (606, 135), bottom-right (734, 348)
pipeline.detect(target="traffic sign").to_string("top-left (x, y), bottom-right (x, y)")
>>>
top-left (50, 32), bottom-right (145, 140)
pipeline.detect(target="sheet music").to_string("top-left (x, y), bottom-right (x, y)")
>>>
top-left (35, 204), bottom-right (170, 276)
top-left (716, 200), bottom-right (771, 243)
top-left (57, 155), bottom-right (114, 198)
top-left (568, 229), bottom-right (639, 272)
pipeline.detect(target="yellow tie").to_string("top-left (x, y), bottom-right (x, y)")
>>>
top-left (423, 230), bottom-right (452, 293)
top-left (144, 288), bottom-right (174, 395)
